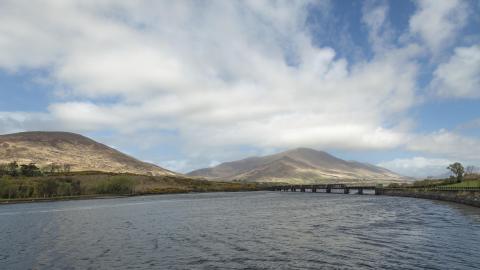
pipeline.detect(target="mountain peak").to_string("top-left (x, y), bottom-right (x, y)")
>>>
top-left (282, 147), bottom-right (334, 158)
top-left (284, 147), bottom-right (323, 154)
top-left (1, 131), bottom-right (85, 138)
top-left (0, 131), bottom-right (96, 145)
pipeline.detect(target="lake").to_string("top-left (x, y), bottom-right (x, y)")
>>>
top-left (1, 192), bottom-right (480, 269)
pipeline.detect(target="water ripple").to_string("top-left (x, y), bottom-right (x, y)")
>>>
top-left (1, 192), bottom-right (480, 269)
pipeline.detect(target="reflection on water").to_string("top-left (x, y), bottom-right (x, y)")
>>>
top-left (1, 192), bottom-right (480, 269)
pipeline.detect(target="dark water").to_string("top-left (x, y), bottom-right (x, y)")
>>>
top-left (1, 192), bottom-right (480, 270)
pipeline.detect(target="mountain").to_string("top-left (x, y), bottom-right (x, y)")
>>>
top-left (0, 131), bottom-right (175, 176)
top-left (188, 148), bottom-right (407, 184)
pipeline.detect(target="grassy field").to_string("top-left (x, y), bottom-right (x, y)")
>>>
top-left (444, 179), bottom-right (480, 188)
top-left (385, 174), bottom-right (480, 189)
top-left (0, 172), bottom-right (267, 202)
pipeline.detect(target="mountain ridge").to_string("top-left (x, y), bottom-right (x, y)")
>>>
top-left (188, 148), bottom-right (407, 184)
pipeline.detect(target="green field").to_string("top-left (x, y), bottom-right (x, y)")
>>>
top-left (444, 179), bottom-right (480, 188)
top-left (386, 174), bottom-right (480, 189)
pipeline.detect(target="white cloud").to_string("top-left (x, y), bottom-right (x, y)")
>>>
top-left (377, 129), bottom-right (480, 177)
top-left (0, 1), bottom-right (478, 173)
top-left (407, 129), bottom-right (480, 161)
top-left (378, 157), bottom-right (453, 178)
top-left (362, 0), bottom-right (394, 54)
top-left (0, 0), bottom-right (421, 154)
top-left (161, 160), bottom-right (189, 173)
top-left (409, 0), bottom-right (469, 53)
top-left (0, 112), bottom-right (53, 133)
top-left (430, 45), bottom-right (480, 98)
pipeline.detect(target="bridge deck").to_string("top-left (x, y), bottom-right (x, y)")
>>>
top-left (269, 184), bottom-right (480, 195)
top-left (269, 184), bottom-right (380, 195)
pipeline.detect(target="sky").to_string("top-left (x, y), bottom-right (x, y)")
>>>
top-left (0, 0), bottom-right (479, 177)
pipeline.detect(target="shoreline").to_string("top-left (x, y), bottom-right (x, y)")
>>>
top-left (0, 189), bottom-right (264, 205)
top-left (3, 188), bottom-right (480, 208)
top-left (0, 194), bottom-right (137, 205)
top-left (379, 188), bottom-right (480, 208)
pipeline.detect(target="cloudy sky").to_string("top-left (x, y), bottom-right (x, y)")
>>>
top-left (0, 0), bottom-right (479, 177)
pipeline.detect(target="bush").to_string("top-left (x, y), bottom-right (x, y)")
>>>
top-left (96, 176), bottom-right (135, 195)
top-left (0, 178), bottom-right (17, 199)
top-left (411, 178), bottom-right (456, 188)
top-left (36, 179), bottom-right (59, 198)
top-left (0, 177), bottom-right (81, 199)
top-left (6, 161), bottom-right (19, 177)
top-left (0, 164), bottom-right (7, 177)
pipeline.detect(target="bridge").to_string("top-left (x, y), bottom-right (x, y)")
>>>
top-left (269, 184), bottom-right (380, 195)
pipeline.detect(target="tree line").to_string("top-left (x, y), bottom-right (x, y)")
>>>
top-left (0, 161), bottom-right (72, 177)
top-left (0, 178), bottom-right (82, 199)
top-left (0, 174), bottom-right (134, 200)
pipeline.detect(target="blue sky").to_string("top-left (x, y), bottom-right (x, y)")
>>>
top-left (0, 0), bottom-right (479, 177)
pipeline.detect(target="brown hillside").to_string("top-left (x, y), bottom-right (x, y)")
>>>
top-left (0, 131), bottom-right (175, 176)
top-left (188, 148), bottom-right (407, 184)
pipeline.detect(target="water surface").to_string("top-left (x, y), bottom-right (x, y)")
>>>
top-left (1, 192), bottom-right (480, 269)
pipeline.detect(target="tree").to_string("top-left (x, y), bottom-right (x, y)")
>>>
top-left (62, 164), bottom-right (71, 173)
top-left (465, 165), bottom-right (476, 175)
top-left (43, 163), bottom-right (62, 174)
top-left (7, 161), bottom-right (19, 177)
top-left (447, 162), bottom-right (465, 183)
top-left (0, 163), bottom-right (7, 177)
top-left (20, 163), bottom-right (42, 177)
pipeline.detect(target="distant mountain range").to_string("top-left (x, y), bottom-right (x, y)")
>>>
top-left (0, 131), bottom-right (175, 176)
top-left (188, 148), bottom-right (407, 184)
top-left (0, 131), bottom-right (407, 184)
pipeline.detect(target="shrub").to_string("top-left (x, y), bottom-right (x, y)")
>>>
top-left (0, 178), bottom-right (17, 199)
top-left (96, 176), bottom-right (135, 195)
top-left (35, 179), bottom-right (59, 198)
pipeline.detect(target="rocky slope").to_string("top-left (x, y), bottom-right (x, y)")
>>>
top-left (188, 148), bottom-right (407, 184)
top-left (0, 131), bottom-right (175, 176)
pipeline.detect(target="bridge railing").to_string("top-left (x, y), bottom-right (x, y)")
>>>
top-left (382, 186), bottom-right (480, 191)
top-left (268, 185), bottom-right (378, 191)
